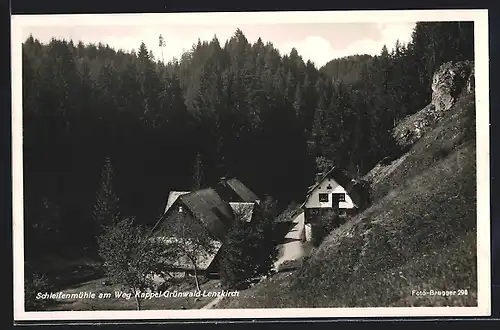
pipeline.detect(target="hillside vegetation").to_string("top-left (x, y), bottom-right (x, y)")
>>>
top-left (217, 62), bottom-right (477, 308)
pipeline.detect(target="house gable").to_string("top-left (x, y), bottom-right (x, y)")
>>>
top-left (229, 202), bottom-right (257, 223)
top-left (178, 188), bottom-right (234, 240)
top-left (305, 176), bottom-right (356, 209)
top-left (151, 189), bottom-right (232, 243)
top-left (151, 199), bottom-right (224, 273)
top-left (152, 184), bottom-right (261, 276)
top-left (152, 199), bottom-right (198, 237)
top-left (164, 191), bottom-right (190, 213)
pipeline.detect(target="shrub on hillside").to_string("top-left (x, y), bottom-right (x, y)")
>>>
top-left (311, 209), bottom-right (342, 247)
top-left (219, 221), bottom-right (254, 289)
top-left (97, 217), bottom-right (173, 310)
top-left (25, 263), bottom-right (54, 311)
top-left (353, 179), bottom-right (372, 211)
top-left (219, 197), bottom-right (279, 289)
top-left (274, 202), bottom-right (299, 223)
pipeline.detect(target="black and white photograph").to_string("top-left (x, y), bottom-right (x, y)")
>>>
top-left (12, 9), bottom-right (490, 321)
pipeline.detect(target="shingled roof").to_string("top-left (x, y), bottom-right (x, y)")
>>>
top-left (151, 188), bottom-right (255, 274)
top-left (298, 166), bottom-right (370, 210)
top-left (177, 188), bottom-right (235, 241)
top-left (217, 177), bottom-right (259, 202)
top-left (306, 166), bottom-right (356, 196)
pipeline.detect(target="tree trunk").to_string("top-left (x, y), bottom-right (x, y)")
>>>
top-left (135, 295), bottom-right (142, 310)
top-left (193, 263), bottom-right (200, 291)
top-left (131, 288), bottom-right (142, 311)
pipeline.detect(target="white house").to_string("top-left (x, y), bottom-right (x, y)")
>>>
top-left (305, 168), bottom-right (357, 209)
top-left (304, 178), bottom-right (355, 210)
top-left (301, 167), bottom-right (363, 226)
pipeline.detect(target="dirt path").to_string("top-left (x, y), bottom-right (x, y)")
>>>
top-left (274, 211), bottom-right (305, 271)
top-left (201, 295), bottom-right (224, 309)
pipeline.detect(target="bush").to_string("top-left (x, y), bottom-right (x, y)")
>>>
top-left (25, 264), bottom-right (54, 311)
top-left (97, 217), bottom-right (172, 310)
top-left (219, 221), bottom-right (252, 289)
top-left (357, 180), bottom-right (372, 210)
top-left (311, 209), bottom-right (342, 247)
top-left (219, 197), bottom-right (279, 289)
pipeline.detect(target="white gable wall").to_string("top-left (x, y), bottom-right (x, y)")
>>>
top-left (164, 191), bottom-right (191, 214)
top-left (304, 177), bottom-right (355, 209)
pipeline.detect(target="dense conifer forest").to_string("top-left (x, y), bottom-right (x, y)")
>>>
top-left (319, 54), bottom-right (373, 84)
top-left (22, 22), bottom-right (474, 262)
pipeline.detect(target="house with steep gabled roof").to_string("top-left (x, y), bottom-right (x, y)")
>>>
top-left (151, 186), bottom-right (260, 279)
top-left (151, 188), bottom-right (233, 278)
top-left (153, 188), bottom-right (233, 240)
top-left (300, 166), bottom-right (369, 225)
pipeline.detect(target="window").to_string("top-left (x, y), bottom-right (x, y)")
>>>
top-left (332, 193), bottom-right (346, 203)
top-left (327, 184), bottom-right (332, 190)
top-left (178, 206), bottom-right (183, 213)
top-left (319, 193), bottom-right (329, 202)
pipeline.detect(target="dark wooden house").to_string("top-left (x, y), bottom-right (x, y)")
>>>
top-left (151, 187), bottom-right (259, 279)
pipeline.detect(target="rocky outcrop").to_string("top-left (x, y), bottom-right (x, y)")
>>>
top-left (431, 60), bottom-right (474, 112)
top-left (394, 61), bottom-right (474, 149)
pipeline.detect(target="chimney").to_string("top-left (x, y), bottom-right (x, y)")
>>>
top-left (217, 177), bottom-right (228, 190)
top-left (315, 172), bottom-right (323, 183)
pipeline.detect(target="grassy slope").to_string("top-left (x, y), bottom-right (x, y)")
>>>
top-left (367, 93), bottom-right (476, 202)
top-left (28, 255), bottom-right (104, 291)
top-left (217, 93), bottom-right (477, 308)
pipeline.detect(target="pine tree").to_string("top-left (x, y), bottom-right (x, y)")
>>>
top-left (158, 34), bottom-right (166, 64)
top-left (219, 199), bottom-right (278, 289)
top-left (219, 220), bottom-right (252, 289)
top-left (254, 197), bottom-right (279, 275)
top-left (192, 152), bottom-right (204, 190)
top-left (93, 156), bottom-right (121, 232)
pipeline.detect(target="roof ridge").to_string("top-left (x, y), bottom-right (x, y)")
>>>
top-left (306, 165), bottom-right (359, 196)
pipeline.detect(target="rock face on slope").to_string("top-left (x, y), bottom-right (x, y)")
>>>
top-left (431, 60), bottom-right (474, 111)
top-left (394, 61), bottom-right (474, 149)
